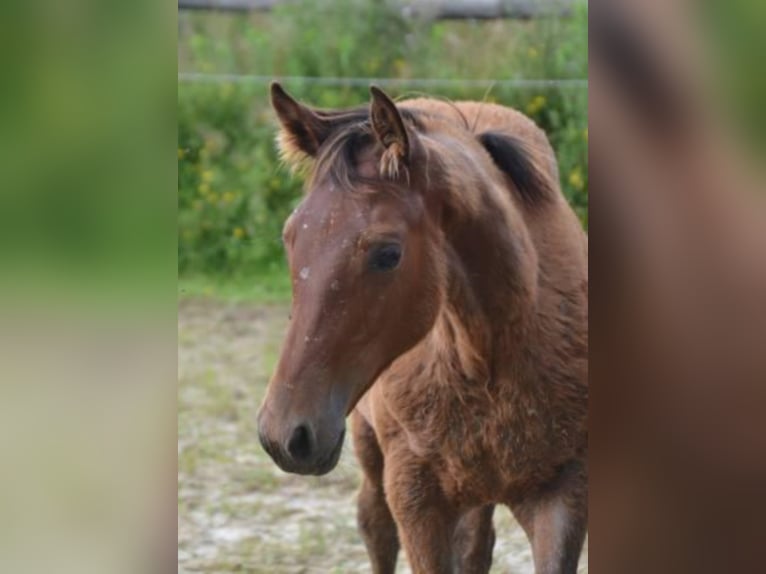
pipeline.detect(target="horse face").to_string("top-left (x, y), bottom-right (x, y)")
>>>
top-left (257, 85), bottom-right (444, 475)
top-left (258, 177), bottom-right (444, 475)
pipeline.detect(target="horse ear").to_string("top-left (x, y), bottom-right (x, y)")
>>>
top-left (270, 82), bottom-right (334, 162)
top-left (370, 86), bottom-right (409, 178)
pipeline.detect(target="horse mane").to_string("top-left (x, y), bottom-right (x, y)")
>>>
top-left (292, 100), bottom-right (555, 213)
top-left (477, 132), bottom-right (556, 207)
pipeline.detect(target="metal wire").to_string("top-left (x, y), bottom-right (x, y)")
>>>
top-left (178, 72), bottom-right (588, 90)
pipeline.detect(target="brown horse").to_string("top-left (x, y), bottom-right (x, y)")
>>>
top-left (257, 83), bottom-right (588, 574)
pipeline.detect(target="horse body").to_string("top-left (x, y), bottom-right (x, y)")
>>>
top-left (258, 85), bottom-right (587, 573)
top-left (364, 97), bottom-right (586, 484)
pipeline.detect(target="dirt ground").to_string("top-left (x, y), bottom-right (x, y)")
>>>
top-left (178, 298), bottom-right (587, 573)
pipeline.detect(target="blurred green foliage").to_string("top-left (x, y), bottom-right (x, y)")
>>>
top-left (178, 0), bottom-right (588, 280)
top-left (1, 0), bottom-right (174, 306)
top-left (701, 0), bottom-right (766, 159)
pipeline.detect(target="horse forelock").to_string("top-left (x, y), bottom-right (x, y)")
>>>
top-left (301, 107), bottom-right (437, 195)
top-left (310, 122), bottom-right (375, 192)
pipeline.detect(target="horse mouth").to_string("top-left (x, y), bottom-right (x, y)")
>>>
top-left (309, 428), bottom-right (346, 476)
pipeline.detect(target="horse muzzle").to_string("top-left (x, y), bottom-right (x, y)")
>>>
top-left (257, 407), bottom-right (346, 476)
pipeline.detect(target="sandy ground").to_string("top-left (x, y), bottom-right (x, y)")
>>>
top-left (178, 298), bottom-right (587, 573)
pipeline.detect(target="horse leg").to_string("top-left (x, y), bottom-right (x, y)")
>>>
top-left (510, 461), bottom-right (588, 574)
top-left (384, 453), bottom-right (458, 574)
top-left (351, 412), bottom-right (399, 574)
top-left (452, 505), bottom-right (496, 573)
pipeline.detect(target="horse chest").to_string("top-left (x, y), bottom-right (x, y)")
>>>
top-left (377, 373), bottom-right (561, 501)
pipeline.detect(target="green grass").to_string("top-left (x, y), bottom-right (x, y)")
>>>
top-left (178, 270), bottom-right (291, 303)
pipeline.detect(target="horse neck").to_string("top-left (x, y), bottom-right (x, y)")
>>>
top-left (429, 166), bottom-right (540, 380)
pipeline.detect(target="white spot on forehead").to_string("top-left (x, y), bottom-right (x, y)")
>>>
top-left (302, 223), bottom-right (308, 230)
top-left (299, 267), bottom-right (310, 280)
top-left (330, 280), bottom-right (340, 291)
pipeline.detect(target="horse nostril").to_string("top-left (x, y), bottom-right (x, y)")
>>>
top-left (286, 423), bottom-right (314, 462)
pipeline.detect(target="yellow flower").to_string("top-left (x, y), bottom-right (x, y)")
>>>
top-left (198, 182), bottom-right (210, 195)
top-left (202, 170), bottom-right (214, 183)
top-left (568, 167), bottom-right (585, 191)
top-left (233, 227), bottom-right (245, 239)
top-left (222, 191), bottom-right (236, 204)
top-left (527, 47), bottom-right (539, 59)
top-left (525, 95), bottom-right (546, 115)
top-left (583, 128), bottom-right (588, 143)
top-left (178, 148), bottom-right (185, 159)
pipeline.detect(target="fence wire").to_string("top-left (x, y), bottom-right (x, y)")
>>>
top-left (178, 72), bottom-right (588, 90)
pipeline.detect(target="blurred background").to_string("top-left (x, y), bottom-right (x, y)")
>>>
top-left (2, 0), bottom-right (764, 571)
top-left (177, 0), bottom-right (588, 298)
top-left (177, 1), bottom-right (588, 572)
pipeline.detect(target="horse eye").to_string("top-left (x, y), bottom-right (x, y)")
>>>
top-left (368, 243), bottom-right (402, 272)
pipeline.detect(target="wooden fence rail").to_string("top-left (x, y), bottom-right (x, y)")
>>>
top-left (177, 0), bottom-right (573, 20)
